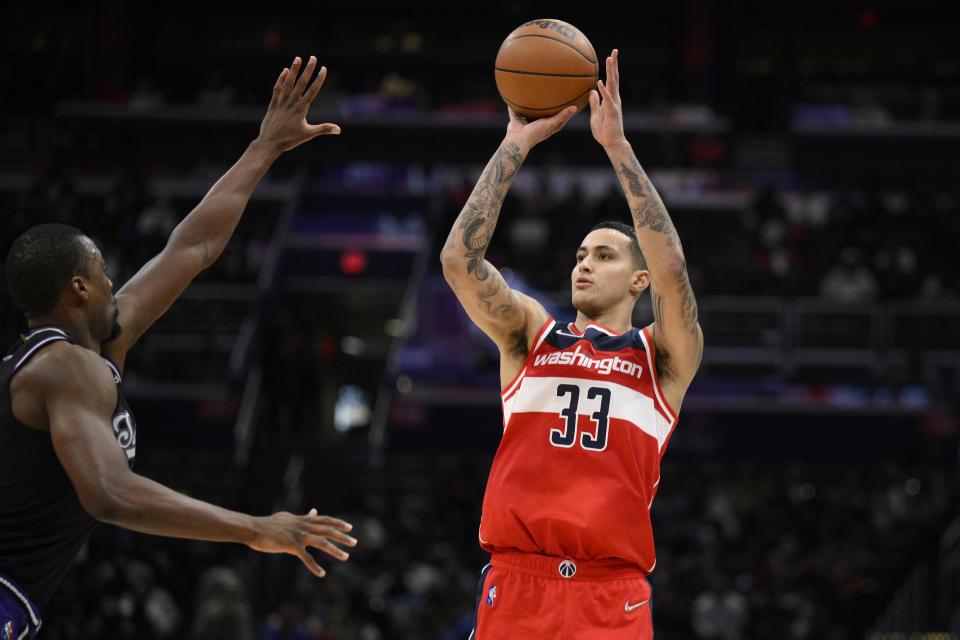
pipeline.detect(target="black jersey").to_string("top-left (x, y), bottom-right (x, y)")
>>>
top-left (0, 327), bottom-right (137, 607)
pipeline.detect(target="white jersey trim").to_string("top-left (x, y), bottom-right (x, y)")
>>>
top-left (500, 319), bottom-right (555, 402)
top-left (533, 319), bottom-right (556, 351)
top-left (637, 328), bottom-right (677, 431)
top-left (0, 574), bottom-right (41, 630)
top-left (13, 335), bottom-right (68, 373)
top-left (102, 358), bottom-right (122, 383)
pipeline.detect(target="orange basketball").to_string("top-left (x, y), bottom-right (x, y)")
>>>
top-left (495, 19), bottom-right (599, 118)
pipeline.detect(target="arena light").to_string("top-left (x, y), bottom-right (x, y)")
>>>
top-left (340, 249), bottom-right (368, 275)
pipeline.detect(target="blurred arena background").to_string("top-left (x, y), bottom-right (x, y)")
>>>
top-left (2, 2), bottom-right (959, 638)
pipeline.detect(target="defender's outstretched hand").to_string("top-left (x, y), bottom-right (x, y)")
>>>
top-left (259, 56), bottom-right (341, 153)
top-left (504, 105), bottom-right (577, 153)
top-left (589, 49), bottom-right (628, 149)
top-left (249, 508), bottom-right (357, 577)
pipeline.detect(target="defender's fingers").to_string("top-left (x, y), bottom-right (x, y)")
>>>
top-left (309, 514), bottom-right (353, 530)
top-left (310, 537), bottom-right (351, 561)
top-left (310, 526), bottom-right (357, 547)
top-left (293, 55), bottom-right (317, 97)
top-left (270, 68), bottom-right (287, 103)
top-left (305, 123), bottom-right (341, 138)
top-left (283, 57), bottom-right (302, 96)
top-left (301, 65), bottom-right (327, 104)
top-left (271, 69), bottom-right (289, 104)
top-left (296, 548), bottom-right (326, 577)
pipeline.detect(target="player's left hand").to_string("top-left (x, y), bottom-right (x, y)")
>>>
top-left (248, 508), bottom-right (357, 578)
top-left (257, 56), bottom-right (341, 153)
top-left (589, 49), bottom-right (628, 149)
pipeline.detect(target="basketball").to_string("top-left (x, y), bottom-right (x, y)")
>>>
top-left (494, 19), bottom-right (599, 118)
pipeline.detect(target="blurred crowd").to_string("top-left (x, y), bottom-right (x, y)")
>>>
top-left (6, 5), bottom-right (960, 129)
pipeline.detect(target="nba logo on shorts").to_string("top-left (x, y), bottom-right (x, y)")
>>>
top-left (2, 620), bottom-right (14, 640)
top-left (486, 585), bottom-right (497, 606)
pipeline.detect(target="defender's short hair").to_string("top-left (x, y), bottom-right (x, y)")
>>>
top-left (590, 221), bottom-right (648, 270)
top-left (5, 223), bottom-right (91, 316)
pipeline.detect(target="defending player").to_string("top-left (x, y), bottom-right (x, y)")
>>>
top-left (0, 57), bottom-right (356, 639)
top-left (440, 49), bottom-right (703, 638)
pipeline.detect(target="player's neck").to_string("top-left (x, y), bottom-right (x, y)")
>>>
top-left (573, 310), bottom-right (632, 336)
top-left (26, 313), bottom-right (100, 353)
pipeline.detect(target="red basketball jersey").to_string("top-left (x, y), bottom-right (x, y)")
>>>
top-left (479, 318), bottom-right (678, 573)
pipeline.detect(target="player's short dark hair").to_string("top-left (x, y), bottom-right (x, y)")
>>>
top-left (4, 223), bottom-right (92, 316)
top-left (590, 221), bottom-right (648, 270)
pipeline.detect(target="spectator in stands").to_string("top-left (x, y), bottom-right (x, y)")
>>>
top-left (690, 573), bottom-right (749, 640)
top-left (191, 566), bottom-right (253, 640)
top-left (819, 246), bottom-right (878, 301)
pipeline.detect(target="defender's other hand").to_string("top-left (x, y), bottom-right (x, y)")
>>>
top-left (257, 56), bottom-right (341, 154)
top-left (505, 105), bottom-right (578, 154)
top-left (589, 49), bottom-right (628, 149)
top-left (248, 508), bottom-right (357, 577)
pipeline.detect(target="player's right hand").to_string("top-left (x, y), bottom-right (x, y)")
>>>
top-left (504, 105), bottom-right (577, 153)
top-left (248, 508), bottom-right (357, 577)
top-left (257, 55), bottom-right (341, 154)
top-left (589, 48), bottom-right (628, 149)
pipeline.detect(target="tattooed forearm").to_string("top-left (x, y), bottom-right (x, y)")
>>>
top-left (675, 260), bottom-right (699, 335)
top-left (440, 141), bottom-right (528, 323)
top-left (616, 156), bottom-right (680, 248)
top-left (456, 142), bottom-right (525, 282)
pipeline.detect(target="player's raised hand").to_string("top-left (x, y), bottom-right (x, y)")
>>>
top-left (504, 105), bottom-right (577, 153)
top-left (258, 56), bottom-right (341, 153)
top-left (589, 49), bottom-right (628, 149)
top-left (248, 508), bottom-right (357, 577)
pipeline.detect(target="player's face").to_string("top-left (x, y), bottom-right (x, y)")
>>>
top-left (571, 229), bottom-right (642, 315)
top-left (80, 238), bottom-right (121, 343)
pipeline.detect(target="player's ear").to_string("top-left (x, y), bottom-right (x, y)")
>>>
top-left (69, 276), bottom-right (90, 302)
top-left (629, 269), bottom-right (650, 295)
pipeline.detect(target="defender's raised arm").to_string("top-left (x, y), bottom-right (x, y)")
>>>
top-left (589, 49), bottom-right (703, 401)
top-left (440, 107), bottom-right (576, 384)
top-left (105, 56), bottom-right (340, 369)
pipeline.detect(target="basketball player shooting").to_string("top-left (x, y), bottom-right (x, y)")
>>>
top-left (0, 57), bottom-right (356, 639)
top-left (441, 49), bottom-right (703, 638)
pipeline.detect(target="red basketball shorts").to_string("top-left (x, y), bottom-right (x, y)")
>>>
top-left (471, 551), bottom-right (653, 640)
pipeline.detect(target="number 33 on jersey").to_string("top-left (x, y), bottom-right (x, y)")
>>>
top-left (479, 318), bottom-right (677, 574)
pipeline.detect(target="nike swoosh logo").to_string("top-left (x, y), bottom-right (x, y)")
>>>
top-left (625, 599), bottom-right (649, 612)
top-left (556, 331), bottom-right (582, 338)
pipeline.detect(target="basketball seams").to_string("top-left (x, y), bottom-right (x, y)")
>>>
top-left (494, 67), bottom-right (597, 78)
top-left (499, 86), bottom-right (595, 112)
top-left (500, 34), bottom-right (597, 64)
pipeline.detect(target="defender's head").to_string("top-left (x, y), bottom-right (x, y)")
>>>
top-left (571, 221), bottom-right (650, 317)
top-left (5, 223), bottom-right (120, 342)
